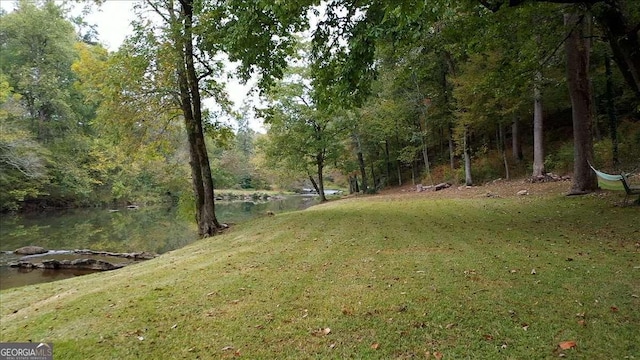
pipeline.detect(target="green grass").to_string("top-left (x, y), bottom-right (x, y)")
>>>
top-left (1, 193), bottom-right (638, 359)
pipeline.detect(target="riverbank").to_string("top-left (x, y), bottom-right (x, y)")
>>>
top-left (1, 181), bottom-right (638, 358)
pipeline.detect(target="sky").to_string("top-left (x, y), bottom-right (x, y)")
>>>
top-left (0, 0), bottom-right (261, 131)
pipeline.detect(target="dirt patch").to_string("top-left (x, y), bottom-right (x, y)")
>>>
top-left (377, 178), bottom-right (574, 200)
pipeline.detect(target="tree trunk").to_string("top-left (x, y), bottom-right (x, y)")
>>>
top-left (421, 137), bottom-right (432, 186)
top-left (564, 11), bottom-right (597, 194)
top-left (316, 152), bottom-right (327, 202)
top-left (594, 0), bottom-right (640, 100)
top-left (532, 71), bottom-right (545, 178)
top-left (370, 161), bottom-right (377, 192)
top-left (449, 136), bottom-right (455, 171)
top-left (463, 128), bottom-right (473, 186)
top-left (172, 0), bottom-right (220, 236)
top-left (353, 133), bottom-right (368, 193)
top-left (499, 124), bottom-right (510, 180)
top-left (384, 140), bottom-right (391, 183)
top-left (605, 52), bottom-right (619, 168)
top-left (512, 116), bottom-right (523, 162)
top-left (483, 1), bottom-right (640, 100)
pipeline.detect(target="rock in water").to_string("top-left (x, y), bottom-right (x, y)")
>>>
top-left (14, 246), bottom-right (47, 255)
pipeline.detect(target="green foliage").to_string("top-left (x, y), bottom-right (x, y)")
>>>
top-left (543, 142), bottom-right (574, 175)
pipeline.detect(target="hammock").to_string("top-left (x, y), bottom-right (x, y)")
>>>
top-left (589, 162), bottom-right (640, 205)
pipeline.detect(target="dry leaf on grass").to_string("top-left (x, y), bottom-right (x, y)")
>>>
top-left (434, 351), bottom-right (443, 360)
top-left (371, 342), bottom-right (379, 350)
top-left (558, 340), bottom-right (577, 350)
top-left (312, 327), bottom-right (331, 336)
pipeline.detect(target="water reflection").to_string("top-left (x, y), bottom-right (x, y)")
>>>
top-left (0, 195), bottom-right (318, 290)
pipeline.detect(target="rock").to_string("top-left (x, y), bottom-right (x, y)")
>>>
top-left (70, 258), bottom-right (121, 270)
top-left (41, 259), bottom-right (61, 269)
top-left (37, 258), bottom-right (123, 271)
top-left (517, 190), bottom-right (529, 196)
top-left (14, 246), bottom-right (47, 255)
top-left (9, 261), bottom-right (37, 269)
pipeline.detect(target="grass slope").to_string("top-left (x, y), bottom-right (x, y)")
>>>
top-left (1, 191), bottom-right (639, 359)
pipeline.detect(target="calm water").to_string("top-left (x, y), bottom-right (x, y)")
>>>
top-left (0, 196), bottom-right (318, 290)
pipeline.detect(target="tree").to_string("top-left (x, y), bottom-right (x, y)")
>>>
top-left (0, 73), bottom-right (50, 211)
top-left (260, 52), bottom-right (347, 201)
top-left (564, 10), bottom-right (597, 193)
top-left (75, 0), bottom-right (231, 235)
top-left (479, 0), bottom-right (640, 100)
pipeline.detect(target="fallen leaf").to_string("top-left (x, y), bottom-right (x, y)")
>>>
top-left (577, 320), bottom-right (586, 326)
top-left (558, 341), bottom-right (576, 350)
top-left (483, 334), bottom-right (494, 341)
top-left (312, 327), bottom-right (331, 337)
top-left (434, 351), bottom-right (443, 360)
top-left (371, 343), bottom-right (379, 350)
top-left (445, 323), bottom-right (456, 329)
top-left (610, 306), bottom-right (619, 312)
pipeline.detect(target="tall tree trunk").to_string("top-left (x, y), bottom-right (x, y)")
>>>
top-left (173, 0), bottom-right (220, 236)
top-left (532, 71), bottom-right (545, 178)
top-left (565, 11), bottom-right (597, 194)
top-left (463, 127), bottom-right (473, 186)
top-left (605, 52), bottom-right (619, 168)
top-left (512, 116), bottom-right (523, 162)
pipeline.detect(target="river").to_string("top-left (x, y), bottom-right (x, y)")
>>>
top-left (0, 195), bottom-right (318, 290)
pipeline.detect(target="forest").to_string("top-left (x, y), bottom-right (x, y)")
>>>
top-left (1, 0), bottom-right (638, 235)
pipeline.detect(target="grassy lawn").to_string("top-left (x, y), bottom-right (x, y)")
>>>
top-left (1, 184), bottom-right (638, 359)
